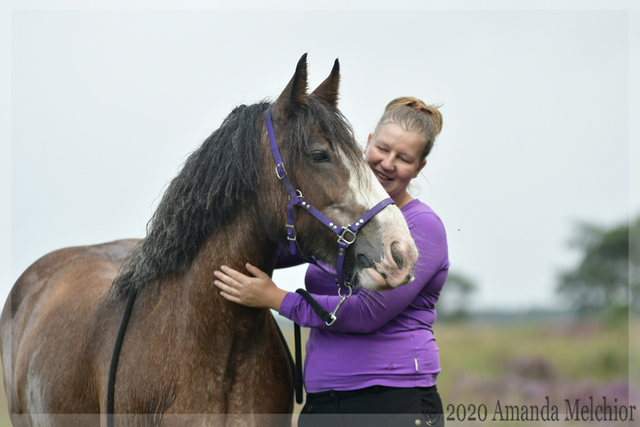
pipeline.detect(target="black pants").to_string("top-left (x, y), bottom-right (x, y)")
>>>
top-left (298, 385), bottom-right (444, 427)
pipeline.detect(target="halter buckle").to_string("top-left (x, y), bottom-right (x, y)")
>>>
top-left (286, 224), bottom-right (297, 241)
top-left (276, 163), bottom-right (286, 180)
top-left (337, 227), bottom-right (357, 246)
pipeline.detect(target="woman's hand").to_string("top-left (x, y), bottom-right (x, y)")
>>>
top-left (213, 263), bottom-right (288, 311)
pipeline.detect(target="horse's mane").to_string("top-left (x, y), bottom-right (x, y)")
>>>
top-left (110, 98), bottom-right (362, 299)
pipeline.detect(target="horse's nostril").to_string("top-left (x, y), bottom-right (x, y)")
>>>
top-left (356, 253), bottom-right (375, 268)
top-left (391, 242), bottom-right (404, 270)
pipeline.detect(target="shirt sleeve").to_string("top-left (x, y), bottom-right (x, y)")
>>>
top-left (278, 211), bottom-right (449, 333)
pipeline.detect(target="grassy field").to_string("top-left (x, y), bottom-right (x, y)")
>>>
top-left (434, 319), bottom-right (638, 426)
top-left (0, 318), bottom-right (636, 426)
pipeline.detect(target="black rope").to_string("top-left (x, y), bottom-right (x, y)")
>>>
top-left (272, 289), bottom-right (334, 406)
top-left (287, 247), bottom-right (353, 405)
top-left (290, 288), bottom-right (336, 405)
top-left (294, 322), bottom-right (303, 404)
top-left (107, 287), bottom-right (138, 427)
top-left (271, 312), bottom-right (300, 404)
top-left (295, 289), bottom-right (334, 324)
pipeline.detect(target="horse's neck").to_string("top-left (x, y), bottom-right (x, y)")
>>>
top-left (180, 209), bottom-right (278, 331)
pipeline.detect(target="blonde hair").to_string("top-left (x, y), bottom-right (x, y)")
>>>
top-left (373, 96), bottom-right (443, 161)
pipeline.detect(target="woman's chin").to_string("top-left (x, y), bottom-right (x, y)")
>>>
top-left (377, 177), bottom-right (393, 188)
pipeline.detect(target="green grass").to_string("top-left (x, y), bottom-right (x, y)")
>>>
top-left (433, 319), bottom-right (637, 426)
top-left (435, 320), bottom-right (630, 386)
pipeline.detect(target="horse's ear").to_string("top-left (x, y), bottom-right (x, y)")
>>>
top-left (274, 53), bottom-right (309, 117)
top-left (311, 58), bottom-right (340, 108)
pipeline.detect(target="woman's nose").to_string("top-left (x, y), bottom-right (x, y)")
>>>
top-left (380, 155), bottom-right (394, 171)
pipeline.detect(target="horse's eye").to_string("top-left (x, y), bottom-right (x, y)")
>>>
top-left (310, 151), bottom-right (330, 163)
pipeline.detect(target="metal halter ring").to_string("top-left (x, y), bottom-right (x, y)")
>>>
top-left (338, 286), bottom-right (353, 299)
top-left (337, 227), bottom-right (357, 246)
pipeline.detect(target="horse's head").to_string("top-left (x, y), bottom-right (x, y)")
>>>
top-left (265, 54), bottom-right (418, 290)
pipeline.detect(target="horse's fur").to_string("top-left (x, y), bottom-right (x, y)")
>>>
top-left (1, 54), bottom-right (418, 427)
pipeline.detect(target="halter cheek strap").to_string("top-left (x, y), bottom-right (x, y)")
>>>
top-left (266, 106), bottom-right (394, 288)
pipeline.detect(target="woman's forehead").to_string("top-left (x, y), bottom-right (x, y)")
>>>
top-left (375, 123), bottom-right (424, 152)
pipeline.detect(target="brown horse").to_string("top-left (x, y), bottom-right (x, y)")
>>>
top-left (0, 55), bottom-right (418, 427)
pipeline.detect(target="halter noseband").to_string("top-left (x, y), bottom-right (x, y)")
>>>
top-left (266, 106), bottom-right (394, 289)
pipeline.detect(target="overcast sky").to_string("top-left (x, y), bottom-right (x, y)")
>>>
top-left (2, 1), bottom-right (639, 312)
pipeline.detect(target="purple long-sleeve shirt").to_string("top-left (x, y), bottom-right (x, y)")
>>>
top-left (278, 199), bottom-right (449, 393)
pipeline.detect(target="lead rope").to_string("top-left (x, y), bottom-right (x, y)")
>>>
top-left (289, 243), bottom-right (355, 405)
top-left (294, 320), bottom-right (303, 404)
top-left (107, 287), bottom-right (138, 427)
top-left (292, 287), bottom-right (352, 405)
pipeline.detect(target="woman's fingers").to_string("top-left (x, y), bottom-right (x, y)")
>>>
top-left (246, 263), bottom-right (269, 279)
top-left (213, 271), bottom-right (239, 290)
top-left (212, 263), bottom-right (284, 310)
top-left (219, 290), bottom-right (241, 304)
top-left (214, 278), bottom-right (249, 305)
top-left (213, 277), bottom-right (233, 292)
top-left (213, 278), bottom-right (240, 299)
top-left (219, 265), bottom-right (251, 284)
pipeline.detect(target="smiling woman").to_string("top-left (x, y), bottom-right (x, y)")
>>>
top-left (366, 122), bottom-right (425, 206)
top-left (365, 97), bottom-right (443, 208)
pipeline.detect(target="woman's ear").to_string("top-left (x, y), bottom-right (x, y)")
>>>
top-left (365, 133), bottom-right (373, 150)
top-left (413, 159), bottom-right (427, 178)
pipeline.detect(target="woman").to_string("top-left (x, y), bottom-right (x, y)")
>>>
top-left (214, 97), bottom-right (448, 427)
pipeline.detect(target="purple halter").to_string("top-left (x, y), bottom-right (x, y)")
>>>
top-left (266, 106), bottom-right (394, 289)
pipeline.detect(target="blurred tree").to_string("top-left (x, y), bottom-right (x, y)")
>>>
top-left (438, 270), bottom-right (477, 322)
top-left (557, 216), bottom-right (640, 318)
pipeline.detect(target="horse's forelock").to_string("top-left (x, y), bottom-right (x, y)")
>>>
top-left (283, 98), bottom-right (365, 185)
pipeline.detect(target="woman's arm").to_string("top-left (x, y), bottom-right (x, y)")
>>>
top-left (283, 211), bottom-right (449, 332)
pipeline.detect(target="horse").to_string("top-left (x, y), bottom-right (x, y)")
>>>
top-left (0, 54), bottom-right (419, 427)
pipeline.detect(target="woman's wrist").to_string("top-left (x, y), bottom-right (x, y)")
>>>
top-left (268, 288), bottom-right (289, 311)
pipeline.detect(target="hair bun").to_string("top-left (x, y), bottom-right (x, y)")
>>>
top-left (421, 105), bottom-right (443, 136)
top-left (384, 96), bottom-right (443, 137)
